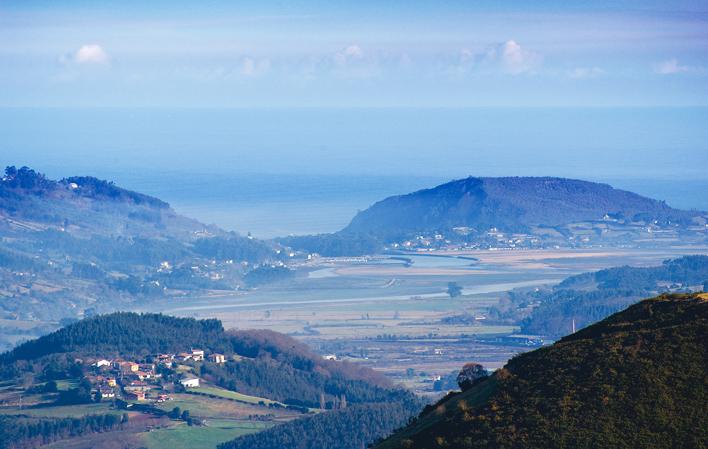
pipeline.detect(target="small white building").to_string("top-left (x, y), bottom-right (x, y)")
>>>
top-left (180, 377), bottom-right (200, 388)
top-left (94, 359), bottom-right (111, 368)
top-left (191, 349), bottom-right (205, 361)
top-left (209, 353), bottom-right (226, 364)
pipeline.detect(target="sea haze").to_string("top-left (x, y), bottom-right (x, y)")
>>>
top-left (2, 107), bottom-right (707, 237)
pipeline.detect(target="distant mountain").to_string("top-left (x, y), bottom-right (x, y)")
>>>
top-left (344, 176), bottom-right (704, 238)
top-left (376, 293), bottom-right (708, 449)
top-left (486, 255), bottom-right (708, 338)
top-left (0, 166), bottom-right (281, 346)
top-left (282, 176), bottom-right (708, 256)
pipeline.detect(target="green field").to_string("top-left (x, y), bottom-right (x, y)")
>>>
top-left (195, 385), bottom-right (282, 406)
top-left (0, 401), bottom-right (122, 418)
top-left (140, 419), bottom-right (269, 449)
top-left (54, 379), bottom-right (79, 391)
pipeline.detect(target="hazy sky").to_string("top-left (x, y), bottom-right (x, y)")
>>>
top-left (2, 0), bottom-right (708, 107)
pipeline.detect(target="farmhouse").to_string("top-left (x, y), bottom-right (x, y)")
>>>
top-left (209, 353), bottom-right (226, 364)
top-left (99, 388), bottom-right (115, 399)
top-left (191, 349), bottom-right (205, 361)
top-left (126, 390), bottom-right (146, 401)
top-left (180, 377), bottom-right (200, 388)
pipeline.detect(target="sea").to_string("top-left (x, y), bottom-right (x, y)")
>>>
top-left (2, 107), bottom-right (707, 238)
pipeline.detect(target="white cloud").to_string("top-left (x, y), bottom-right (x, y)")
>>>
top-left (241, 57), bottom-right (271, 77)
top-left (481, 40), bottom-right (540, 74)
top-left (568, 67), bottom-right (604, 79)
top-left (654, 58), bottom-right (689, 75)
top-left (335, 44), bottom-right (363, 66)
top-left (73, 44), bottom-right (109, 64)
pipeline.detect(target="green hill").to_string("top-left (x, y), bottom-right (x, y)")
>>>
top-left (0, 312), bottom-right (421, 449)
top-left (1, 312), bottom-right (405, 408)
top-left (376, 294), bottom-right (708, 449)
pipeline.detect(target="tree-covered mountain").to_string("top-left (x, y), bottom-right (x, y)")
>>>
top-left (0, 166), bottom-right (282, 345)
top-left (487, 255), bottom-right (708, 337)
top-left (345, 177), bottom-right (702, 237)
top-left (282, 177), bottom-right (707, 255)
top-left (0, 312), bottom-right (410, 408)
top-left (0, 312), bottom-right (422, 449)
top-left (376, 293), bottom-right (708, 449)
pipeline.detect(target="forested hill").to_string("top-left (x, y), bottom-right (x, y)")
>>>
top-left (344, 176), bottom-right (702, 238)
top-left (0, 312), bottom-right (403, 407)
top-left (487, 254), bottom-right (708, 338)
top-left (376, 294), bottom-right (708, 449)
top-left (0, 166), bottom-right (281, 341)
top-left (0, 312), bottom-right (423, 449)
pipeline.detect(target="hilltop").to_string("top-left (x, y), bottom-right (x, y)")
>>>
top-left (282, 177), bottom-right (708, 255)
top-left (376, 294), bottom-right (708, 449)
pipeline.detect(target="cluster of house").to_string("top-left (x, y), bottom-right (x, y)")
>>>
top-left (86, 348), bottom-right (227, 402)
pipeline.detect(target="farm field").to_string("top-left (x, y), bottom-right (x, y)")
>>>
top-left (139, 419), bottom-right (270, 449)
top-left (150, 246), bottom-right (708, 394)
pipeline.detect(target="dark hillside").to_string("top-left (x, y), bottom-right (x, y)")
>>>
top-left (377, 294), bottom-right (708, 449)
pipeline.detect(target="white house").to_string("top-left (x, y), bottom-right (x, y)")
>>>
top-left (180, 377), bottom-right (200, 388)
top-left (94, 359), bottom-right (111, 368)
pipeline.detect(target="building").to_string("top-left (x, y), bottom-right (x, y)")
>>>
top-left (127, 391), bottom-right (146, 401)
top-left (209, 353), bottom-right (226, 364)
top-left (180, 377), bottom-right (200, 388)
top-left (176, 352), bottom-right (192, 362)
top-left (191, 349), bottom-right (205, 361)
top-left (99, 388), bottom-right (115, 399)
top-left (106, 377), bottom-right (117, 387)
top-left (94, 359), bottom-right (111, 368)
top-left (116, 361), bottom-right (140, 373)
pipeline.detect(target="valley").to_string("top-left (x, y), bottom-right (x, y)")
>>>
top-left (150, 245), bottom-right (708, 395)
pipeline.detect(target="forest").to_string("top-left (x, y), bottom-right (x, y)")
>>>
top-left (487, 255), bottom-right (708, 337)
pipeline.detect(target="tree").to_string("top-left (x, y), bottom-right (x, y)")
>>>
top-left (456, 363), bottom-right (488, 391)
top-left (181, 409), bottom-right (190, 422)
top-left (169, 406), bottom-right (181, 419)
top-left (94, 391), bottom-right (102, 403)
top-left (447, 282), bottom-right (462, 298)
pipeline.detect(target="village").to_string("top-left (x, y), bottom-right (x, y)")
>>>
top-left (84, 349), bottom-right (227, 404)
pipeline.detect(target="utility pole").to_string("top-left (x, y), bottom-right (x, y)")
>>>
top-left (572, 319), bottom-right (576, 334)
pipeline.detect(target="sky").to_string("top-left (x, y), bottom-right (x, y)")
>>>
top-left (1, 0), bottom-right (708, 107)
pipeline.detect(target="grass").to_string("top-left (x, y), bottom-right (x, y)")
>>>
top-left (195, 385), bottom-right (282, 406)
top-left (55, 379), bottom-right (79, 391)
top-left (0, 401), bottom-right (122, 418)
top-left (140, 419), bottom-right (269, 449)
